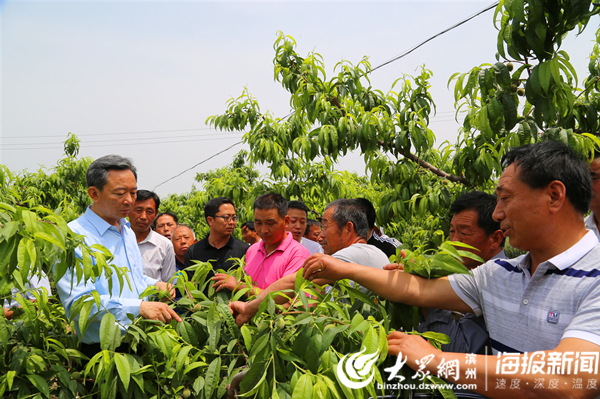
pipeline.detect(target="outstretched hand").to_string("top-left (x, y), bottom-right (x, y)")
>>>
top-left (155, 281), bottom-right (176, 299)
top-left (301, 253), bottom-right (349, 282)
top-left (229, 301), bottom-right (255, 327)
top-left (387, 331), bottom-right (439, 362)
top-left (383, 249), bottom-right (407, 271)
top-left (140, 301), bottom-right (181, 324)
top-left (212, 273), bottom-right (244, 292)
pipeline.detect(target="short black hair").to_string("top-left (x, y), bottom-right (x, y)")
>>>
top-left (241, 221), bottom-right (255, 231)
top-left (205, 197), bottom-right (234, 221)
top-left (451, 191), bottom-right (504, 246)
top-left (325, 199), bottom-right (369, 240)
top-left (306, 219), bottom-right (322, 230)
top-left (136, 189), bottom-right (160, 211)
top-left (288, 200), bottom-right (309, 214)
top-left (353, 198), bottom-right (376, 229)
top-left (152, 211), bottom-right (179, 229)
top-left (502, 140), bottom-right (591, 215)
top-left (254, 193), bottom-right (288, 219)
top-left (86, 154), bottom-right (137, 190)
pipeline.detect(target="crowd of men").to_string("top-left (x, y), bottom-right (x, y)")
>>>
top-left (7, 140), bottom-right (599, 398)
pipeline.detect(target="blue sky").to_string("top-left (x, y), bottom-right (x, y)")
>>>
top-left (1, 1), bottom-right (597, 196)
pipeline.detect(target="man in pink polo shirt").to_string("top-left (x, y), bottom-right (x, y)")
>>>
top-left (245, 193), bottom-right (310, 289)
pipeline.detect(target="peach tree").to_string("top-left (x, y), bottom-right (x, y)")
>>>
top-left (207, 1), bottom-right (600, 248)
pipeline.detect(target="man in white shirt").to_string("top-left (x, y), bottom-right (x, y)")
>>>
top-left (585, 152), bottom-right (600, 239)
top-left (129, 189), bottom-right (176, 282)
top-left (287, 200), bottom-right (323, 255)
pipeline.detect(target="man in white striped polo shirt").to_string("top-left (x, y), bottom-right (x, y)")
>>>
top-left (303, 141), bottom-right (600, 398)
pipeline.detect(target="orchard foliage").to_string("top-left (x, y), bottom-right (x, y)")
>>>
top-left (0, 133), bottom-right (92, 222)
top-left (208, 2), bottom-right (600, 250)
top-left (160, 150), bottom-right (396, 243)
top-left (2, 2), bottom-right (600, 398)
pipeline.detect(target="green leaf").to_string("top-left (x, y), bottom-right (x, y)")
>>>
top-left (17, 238), bottom-right (31, 272)
top-left (204, 357), bottom-right (222, 399)
top-left (420, 331), bottom-right (451, 345)
top-left (501, 93), bottom-right (518, 131)
top-left (0, 317), bottom-right (9, 346)
top-left (207, 302), bottom-right (222, 352)
top-left (306, 333), bottom-right (322, 373)
top-left (291, 374), bottom-right (313, 399)
top-left (539, 61), bottom-right (551, 94)
top-left (78, 299), bottom-right (96, 338)
top-left (26, 374), bottom-right (50, 398)
top-left (241, 325), bottom-right (253, 351)
top-left (21, 210), bottom-right (38, 233)
top-left (99, 312), bottom-right (119, 351)
top-left (193, 376), bottom-right (205, 395)
top-left (6, 371), bottom-right (15, 390)
top-left (487, 97), bottom-right (504, 133)
top-left (350, 313), bottom-right (364, 331)
top-left (294, 268), bottom-right (305, 293)
top-left (177, 320), bottom-right (198, 346)
top-left (183, 361), bottom-right (208, 375)
top-left (493, 62), bottom-right (510, 87)
top-left (240, 359), bottom-right (269, 394)
top-left (114, 353), bottom-right (131, 391)
top-left (0, 221), bottom-right (19, 241)
top-left (513, 0), bottom-right (525, 22)
top-left (549, 58), bottom-right (561, 85)
top-left (321, 324), bottom-right (350, 350)
top-left (0, 238), bottom-right (17, 270)
top-left (292, 313), bottom-right (314, 326)
top-left (34, 231), bottom-right (65, 250)
top-left (176, 345), bottom-right (193, 374)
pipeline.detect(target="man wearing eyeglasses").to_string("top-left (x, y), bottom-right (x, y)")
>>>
top-left (183, 197), bottom-right (249, 283)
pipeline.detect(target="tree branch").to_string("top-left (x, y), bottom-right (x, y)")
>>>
top-left (376, 139), bottom-right (471, 186)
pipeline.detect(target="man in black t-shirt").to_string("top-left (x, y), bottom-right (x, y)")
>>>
top-left (184, 197), bottom-right (248, 284)
top-left (353, 198), bottom-right (400, 259)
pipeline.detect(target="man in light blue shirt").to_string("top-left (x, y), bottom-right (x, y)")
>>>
top-left (56, 155), bottom-right (180, 345)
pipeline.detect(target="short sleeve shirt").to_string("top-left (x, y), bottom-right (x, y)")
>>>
top-left (244, 232), bottom-right (310, 289)
top-left (332, 243), bottom-right (389, 269)
top-left (448, 231), bottom-right (600, 354)
top-left (184, 235), bottom-right (249, 280)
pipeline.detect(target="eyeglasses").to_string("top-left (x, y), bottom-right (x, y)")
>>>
top-left (214, 215), bottom-right (238, 222)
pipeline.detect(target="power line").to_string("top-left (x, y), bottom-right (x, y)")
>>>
top-left (153, 141), bottom-right (244, 190)
top-left (0, 136), bottom-right (241, 151)
top-left (1, 127), bottom-right (215, 139)
top-left (1, 132), bottom-right (242, 147)
top-left (370, 1), bottom-right (499, 73)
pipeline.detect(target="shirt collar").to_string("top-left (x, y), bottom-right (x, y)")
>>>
top-left (84, 206), bottom-right (129, 235)
top-left (547, 230), bottom-right (599, 270)
top-left (257, 231), bottom-right (294, 256)
top-left (490, 249), bottom-right (506, 261)
top-left (138, 228), bottom-right (156, 245)
top-left (203, 234), bottom-right (235, 250)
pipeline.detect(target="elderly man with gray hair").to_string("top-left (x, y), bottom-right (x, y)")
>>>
top-left (55, 155), bottom-right (181, 356)
top-left (228, 198), bottom-right (389, 326)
